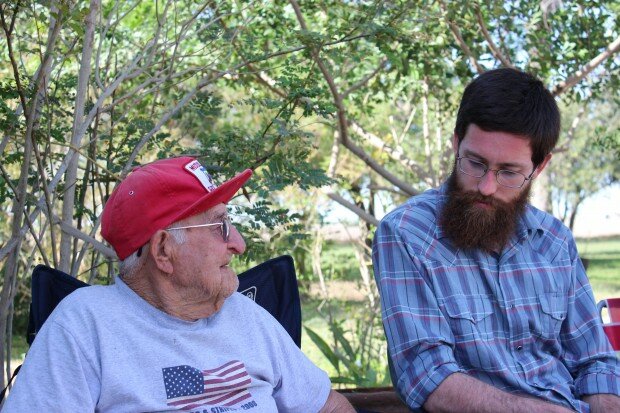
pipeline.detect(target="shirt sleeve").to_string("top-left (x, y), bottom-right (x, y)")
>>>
top-left (2, 319), bottom-right (99, 411)
top-left (560, 239), bottom-right (620, 398)
top-left (372, 213), bottom-right (463, 410)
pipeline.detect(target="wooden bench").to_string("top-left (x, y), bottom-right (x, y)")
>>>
top-left (338, 386), bottom-right (410, 412)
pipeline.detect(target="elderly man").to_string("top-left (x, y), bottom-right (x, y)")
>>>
top-left (4, 156), bottom-right (354, 412)
top-left (373, 68), bottom-right (620, 412)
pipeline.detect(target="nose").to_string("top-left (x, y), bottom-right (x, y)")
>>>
top-left (227, 224), bottom-right (246, 255)
top-left (477, 170), bottom-right (498, 196)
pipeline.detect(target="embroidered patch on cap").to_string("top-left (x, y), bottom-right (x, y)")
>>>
top-left (184, 159), bottom-right (217, 192)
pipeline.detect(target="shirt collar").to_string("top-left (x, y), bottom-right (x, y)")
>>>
top-left (519, 203), bottom-right (545, 238)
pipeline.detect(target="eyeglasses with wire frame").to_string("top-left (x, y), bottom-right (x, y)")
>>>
top-left (456, 156), bottom-right (536, 189)
top-left (167, 216), bottom-right (231, 242)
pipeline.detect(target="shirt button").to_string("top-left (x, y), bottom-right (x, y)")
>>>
top-left (516, 345), bottom-right (523, 351)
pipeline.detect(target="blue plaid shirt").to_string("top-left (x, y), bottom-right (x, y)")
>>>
top-left (372, 184), bottom-right (620, 412)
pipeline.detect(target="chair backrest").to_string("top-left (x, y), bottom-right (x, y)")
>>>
top-left (236, 255), bottom-right (301, 347)
top-left (27, 265), bottom-right (90, 345)
top-left (26, 255), bottom-right (301, 347)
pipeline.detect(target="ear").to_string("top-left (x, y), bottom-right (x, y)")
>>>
top-left (532, 153), bottom-right (552, 179)
top-left (149, 230), bottom-right (175, 274)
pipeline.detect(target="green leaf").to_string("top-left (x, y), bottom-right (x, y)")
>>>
top-left (330, 322), bottom-right (355, 361)
top-left (304, 326), bottom-right (340, 370)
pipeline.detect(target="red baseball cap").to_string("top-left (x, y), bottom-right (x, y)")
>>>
top-left (101, 157), bottom-right (252, 260)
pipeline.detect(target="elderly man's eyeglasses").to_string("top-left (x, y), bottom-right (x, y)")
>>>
top-left (457, 156), bottom-right (535, 189)
top-left (167, 216), bottom-right (231, 242)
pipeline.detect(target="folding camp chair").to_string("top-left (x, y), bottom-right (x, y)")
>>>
top-left (26, 265), bottom-right (90, 345)
top-left (597, 297), bottom-right (620, 351)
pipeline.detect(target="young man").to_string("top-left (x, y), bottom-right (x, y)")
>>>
top-left (4, 156), bottom-right (354, 412)
top-left (373, 68), bottom-right (620, 413)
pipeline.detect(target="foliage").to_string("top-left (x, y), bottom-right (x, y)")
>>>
top-left (304, 304), bottom-right (390, 387)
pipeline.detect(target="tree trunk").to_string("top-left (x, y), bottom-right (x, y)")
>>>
top-left (568, 197), bottom-right (584, 231)
top-left (0, 137), bottom-right (32, 389)
top-left (0, 1), bottom-right (62, 386)
top-left (59, 0), bottom-right (99, 274)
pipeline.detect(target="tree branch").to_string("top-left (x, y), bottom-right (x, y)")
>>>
top-left (342, 59), bottom-right (388, 98)
top-left (59, 0), bottom-right (100, 273)
top-left (349, 121), bottom-right (429, 186)
top-left (554, 106), bottom-right (585, 154)
top-left (397, 101), bottom-right (417, 144)
top-left (551, 35), bottom-right (620, 96)
top-left (475, 7), bottom-right (513, 68)
top-left (438, 0), bottom-right (484, 74)
top-left (248, 69), bottom-right (428, 192)
top-left (0, 164), bottom-right (51, 268)
top-left (289, 0), bottom-right (417, 197)
top-left (0, 2), bottom-right (28, 123)
top-left (52, 215), bottom-right (117, 259)
top-left (326, 193), bottom-right (379, 226)
top-left (0, 3), bottom-right (64, 385)
top-left (421, 78), bottom-right (434, 184)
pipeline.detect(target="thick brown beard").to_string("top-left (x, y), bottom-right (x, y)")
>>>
top-left (440, 171), bottom-right (531, 253)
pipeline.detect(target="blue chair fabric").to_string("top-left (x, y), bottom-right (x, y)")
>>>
top-left (237, 255), bottom-right (301, 348)
top-left (27, 265), bottom-right (90, 345)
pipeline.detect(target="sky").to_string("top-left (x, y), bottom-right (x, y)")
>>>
top-left (571, 184), bottom-right (620, 238)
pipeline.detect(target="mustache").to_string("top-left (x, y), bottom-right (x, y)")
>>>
top-left (454, 189), bottom-right (511, 209)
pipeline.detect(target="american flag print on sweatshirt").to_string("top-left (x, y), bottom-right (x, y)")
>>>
top-left (163, 360), bottom-right (252, 410)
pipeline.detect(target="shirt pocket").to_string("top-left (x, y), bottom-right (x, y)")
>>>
top-left (534, 292), bottom-right (567, 339)
top-left (443, 295), bottom-right (494, 339)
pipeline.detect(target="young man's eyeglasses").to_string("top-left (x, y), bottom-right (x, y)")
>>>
top-left (457, 156), bottom-right (535, 189)
top-left (167, 216), bottom-right (231, 242)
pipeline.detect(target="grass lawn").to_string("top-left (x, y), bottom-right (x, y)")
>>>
top-left (577, 236), bottom-right (620, 302)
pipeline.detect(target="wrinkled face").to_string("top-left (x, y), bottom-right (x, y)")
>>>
top-left (170, 203), bottom-right (246, 311)
top-left (452, 124), bottom-right (545, 204)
